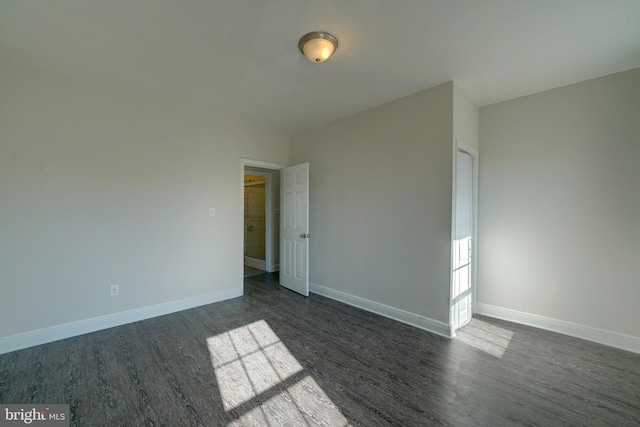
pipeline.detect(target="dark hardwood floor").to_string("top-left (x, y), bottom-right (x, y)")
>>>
top-left (1, 273), bottom-right (639, 426)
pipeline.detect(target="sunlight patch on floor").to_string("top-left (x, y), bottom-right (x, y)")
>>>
top-left (207, 320), bottom-right (351, 426)
top-left (235, 375), bottom-right (350, 426)
top-left (456, 318), bottom-right (514, 358)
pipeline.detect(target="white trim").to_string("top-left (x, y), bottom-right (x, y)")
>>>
top-left (310, 283), bottom-right (451, 338)
top-left (0, 287), bottom-right (243, 355)
top-left (240, 159), bottom-right (286, 170)
top-left (476, 303), bottom-right (640, 354)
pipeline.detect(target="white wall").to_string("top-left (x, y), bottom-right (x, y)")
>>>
top-left (290, 82), bottom-right (454, 329)
top-left (0, 57), bottom-right (289, 341)
top-left (454, 82), bottom-right (480, 152)
top-left (478, 67), bottom-right (640, 339)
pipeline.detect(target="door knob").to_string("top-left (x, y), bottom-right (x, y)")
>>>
top-left (300, 233), bottom-right (310, 239)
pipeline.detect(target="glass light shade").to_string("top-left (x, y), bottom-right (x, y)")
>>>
top-left (298, 32), bottom-right (338, 64)
top-left (302, 38), bottom-right (335, 63)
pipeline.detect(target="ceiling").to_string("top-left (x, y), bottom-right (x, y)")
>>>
top-left (1, 1), bottom-right (639, 133)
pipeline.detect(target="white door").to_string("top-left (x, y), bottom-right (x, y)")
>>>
top-left (453, 150), bottom-right (473, 330)
top-left (280, 163), bottom-right (309, 296)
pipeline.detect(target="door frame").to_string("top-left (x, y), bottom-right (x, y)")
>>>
top-left (450, 140), bottom-right (479, 337)
top-left (241, 159), bottom-right (286, 280)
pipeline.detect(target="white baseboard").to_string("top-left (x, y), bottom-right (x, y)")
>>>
top-left (268, 263), bottom-right (280, 273)
top-left (310, 283), bottom-right (451, 338)
top-left (476, 302), bottom-right (640, 354)
top-left (0, 287), bottom-right (243, 355)
top-left (244, 256), bottom-right (266, 270)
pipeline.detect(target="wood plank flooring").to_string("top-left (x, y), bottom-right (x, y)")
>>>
top-left (1, 273), bottom-right (639, 426)
top-left (244, 266), bottom-right (266, 278)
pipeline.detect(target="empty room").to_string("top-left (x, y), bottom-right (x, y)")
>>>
top-left (1, 1), bottom-right (639, 426)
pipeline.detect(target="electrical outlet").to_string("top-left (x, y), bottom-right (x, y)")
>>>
top-left (110, 284), bottom-right (119, 296)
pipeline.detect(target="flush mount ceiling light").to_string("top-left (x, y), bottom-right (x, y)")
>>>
top-left (298, 31), bottom-right (338, 63)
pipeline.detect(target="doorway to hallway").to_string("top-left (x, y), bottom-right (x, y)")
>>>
top-left (243, 165), bottom-right (280, 277)
top-left (243, 172), bottom-right (268, 276)
top-left (240, 158), bottom-right (287, 289)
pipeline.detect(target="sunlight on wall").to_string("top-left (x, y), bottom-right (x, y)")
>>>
top-left (456, 319), bottom-right (514, 359)
top-left (207, 320), bottom-right (351, 426)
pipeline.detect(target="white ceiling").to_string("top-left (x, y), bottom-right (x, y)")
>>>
top-left (1, 1), bottom-right (639, 133)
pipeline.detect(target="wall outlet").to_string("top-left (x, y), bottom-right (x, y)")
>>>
top-left (209, 207), bottom-right (216, 217)
top-left (110, 284), bottom-right (119, 296)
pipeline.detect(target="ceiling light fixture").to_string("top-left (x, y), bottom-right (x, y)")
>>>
top-left (298, 31), bottom-right (338, 63)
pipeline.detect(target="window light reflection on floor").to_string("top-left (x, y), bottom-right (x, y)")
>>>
top-left (455, 318), bottom-right (514, 359)
top-left (207, 320), bottom-right (351, 426)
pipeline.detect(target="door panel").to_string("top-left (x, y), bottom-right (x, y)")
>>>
top-left (280, 163), bottom-right (309, 296)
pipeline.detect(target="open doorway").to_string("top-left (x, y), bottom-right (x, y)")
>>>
top-left (243, 172), bottom-right (268, 276)
top-left (241, 159), bottom-right (285, 280)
